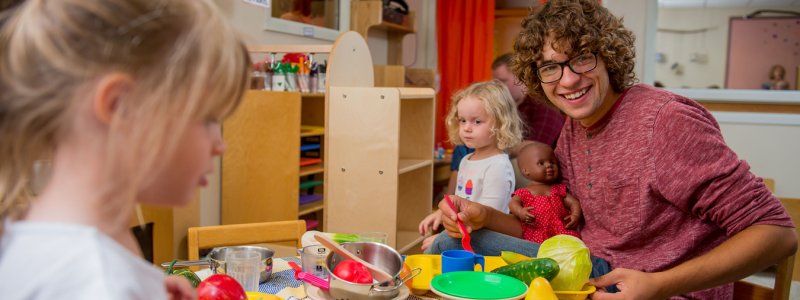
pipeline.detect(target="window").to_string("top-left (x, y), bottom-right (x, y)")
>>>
top-left (265, 0), bottom-right (350, 41)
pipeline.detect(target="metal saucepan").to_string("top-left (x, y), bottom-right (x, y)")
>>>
top-left (162, 245), bottom-right (274, 283)
top-left (325, 242), bottom-right (418, 299)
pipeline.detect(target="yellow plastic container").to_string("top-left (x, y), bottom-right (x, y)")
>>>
top-left (403, 254), bottom-right (508, 295)
top-left (554, 285), bottom-right (596, 300)
top-left (246, 291), bottom-right (282, 300)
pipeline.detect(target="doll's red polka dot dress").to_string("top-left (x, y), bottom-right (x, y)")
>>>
top-left (513, 183), bottom-right (580, 243)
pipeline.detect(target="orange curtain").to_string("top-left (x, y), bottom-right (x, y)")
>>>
top-left (435, 0), bottom-right (495, 147)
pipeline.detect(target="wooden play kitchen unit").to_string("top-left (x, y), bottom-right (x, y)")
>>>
top-left (324, 31), bottom-right (436, 253)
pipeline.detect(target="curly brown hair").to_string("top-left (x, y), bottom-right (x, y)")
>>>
top-left (511, 0), bottom-right (636, 102)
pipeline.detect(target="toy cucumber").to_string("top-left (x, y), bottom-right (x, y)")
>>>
top-left (490, 257), bottom-right (560, 284)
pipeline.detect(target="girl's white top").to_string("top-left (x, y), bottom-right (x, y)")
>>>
top-left (0, 222), bottom-right (167, 300)
top-left (455, 153), bottom-right (515, 213)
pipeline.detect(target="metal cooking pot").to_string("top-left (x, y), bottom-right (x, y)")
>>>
top-left (325, 242), bottom-right (415, 300)
top-left (162, 245), bottom-right (274, 283)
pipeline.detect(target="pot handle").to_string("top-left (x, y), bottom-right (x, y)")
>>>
top-left (160, 259), bottom-right (215, 269)
top-left (373, 267), bottom-right (421, 292)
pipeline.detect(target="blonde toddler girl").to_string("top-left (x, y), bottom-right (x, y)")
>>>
top-left (419, 80), bottom-right (523, 251)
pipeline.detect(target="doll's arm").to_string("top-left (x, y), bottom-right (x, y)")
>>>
top-left (562, 193), bottom-right (582, 228)
top-left (510, 195), bottom-right (536, 223)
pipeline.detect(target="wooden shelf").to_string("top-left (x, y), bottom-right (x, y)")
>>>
top-left (301, 93), bottom-right (325, 99)
top-left (301, 125), bottom-right (324, 137)
top-left (375, 21), bottom-right (414, 34)
top-left (351, 0), bottom-right (416, 65)
top-left (248, 45), bottom-right (332, 54)
top-left (299, 201), bottom-right (325, 216)
top-left (398, 87), bottom-right (436, 99)
top-left (325, 32), bottom-right (434, 249)
top-left (398, 159), bottom-right (432, 174)
top-left (222, 91), bottom-right (301, 224)
top-left (300, 164), bottom-right (324, 176)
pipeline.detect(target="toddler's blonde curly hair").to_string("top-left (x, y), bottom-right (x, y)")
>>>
top-left (445, 80), bottom-right (524, 151)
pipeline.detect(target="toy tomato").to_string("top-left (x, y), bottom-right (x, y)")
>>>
top-left (197, 274), bottom-right (247, 300)
top-left (333, 259), bottom-right (374, 284)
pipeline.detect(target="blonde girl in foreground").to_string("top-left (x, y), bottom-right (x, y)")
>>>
top-left (0, 0), bottom-right (250, 299)
top-left (418, 80), bottom-right (524, 251)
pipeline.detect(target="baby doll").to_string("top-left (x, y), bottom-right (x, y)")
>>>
top-left (509, 142), bottom-right (581, 243)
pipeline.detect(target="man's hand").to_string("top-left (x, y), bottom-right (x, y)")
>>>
top-left (589, 268), bottom-right (665, 300)
top-left (165, 275), bottom-right (196, 300)
top-left (439, 195), bottom-right (489, 238)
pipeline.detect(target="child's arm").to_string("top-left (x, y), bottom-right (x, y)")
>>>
top-left (509, 195), bottom-right (535, 222)
top-left (562, 193), bottom-right (582, 229)
top-left (418, 210), bottom-right (444, 235)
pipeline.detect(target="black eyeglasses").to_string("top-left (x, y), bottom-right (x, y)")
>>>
top-left (536, 53), bottom-right (598, 84)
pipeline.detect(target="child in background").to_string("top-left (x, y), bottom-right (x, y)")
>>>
top-left (0, 0), bottom-right (250, 299)
top-left (509, 143), bottom-right (581, 243)
top-left (419, 80), bottom-right (523, 251)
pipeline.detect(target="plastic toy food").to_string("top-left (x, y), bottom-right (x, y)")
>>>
top-left (525, 277), bottom-right (558, 300)
top-left (165, 259), bottom-right (202, 288)
top-left (197, 274), bottom-right (247, 300)
top-left (537, 235), bottom-right (592, 291)
top-left (491, 257), bottom-right (559, 284)
top-left (333, 259), bottom-right (374, 284)
top-left (500, 251), bottom-right (533, 264)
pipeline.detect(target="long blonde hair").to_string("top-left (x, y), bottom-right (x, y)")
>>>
top-left (0, 0), bottom-right (250, 230)
top-left (445, 80), bottom-right (524, 151)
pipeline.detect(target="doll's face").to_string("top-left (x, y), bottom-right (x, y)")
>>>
top-left (518, 144), bottom-right (559, 183)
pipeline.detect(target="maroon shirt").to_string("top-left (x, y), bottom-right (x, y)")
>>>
top-left (556, 84), bottom-right (793, 299)
top-left (518, 95), bottom-right (565, 147)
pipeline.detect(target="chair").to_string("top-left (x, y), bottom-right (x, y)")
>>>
top-left (187, 220), bottom-right (306, 260)
top-left (732, 253), bottom-right (795, 300)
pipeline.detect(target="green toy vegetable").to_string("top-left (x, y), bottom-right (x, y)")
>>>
top-left (537, 235), bottom-right (593, 291)
top-left (166, 259), bottom-right (202, 288)
top-left (491, 257), bottom-right (560, 284)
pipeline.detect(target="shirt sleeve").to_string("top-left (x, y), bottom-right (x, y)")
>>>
top-left (478, 159), bottom-right (515, 213)
top-left (652, 100), bottom-right (793, 236)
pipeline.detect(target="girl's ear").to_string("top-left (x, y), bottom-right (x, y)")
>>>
top-left (93, 73), bottom-right (134, 125)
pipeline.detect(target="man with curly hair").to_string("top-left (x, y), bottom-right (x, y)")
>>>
top-left (429, 0), bottom-right (796, 298)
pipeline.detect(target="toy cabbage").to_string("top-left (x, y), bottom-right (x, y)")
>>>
top-left (537, 235), bottom-right (592, 291)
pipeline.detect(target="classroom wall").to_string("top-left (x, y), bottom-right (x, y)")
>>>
top-left (655, 6), bottom-right (799, 89)
top-left (714, 113), bottom-right (800, 199)
top-left (604, 0), bottom-right (658, 85)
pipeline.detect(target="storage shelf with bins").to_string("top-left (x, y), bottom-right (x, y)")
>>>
top-left (221, 47), bottom-right (331, 230)
top-left (324, 32), bottom-right (435, 254)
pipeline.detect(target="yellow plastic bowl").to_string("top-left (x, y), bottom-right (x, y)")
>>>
top-left (554, 285), bottom-right (596, 300)
top-left (246, 291), bottom-right (282, 300)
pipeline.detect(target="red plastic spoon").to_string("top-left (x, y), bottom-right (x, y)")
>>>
top-left (444, 195), bottom-right (474, 253)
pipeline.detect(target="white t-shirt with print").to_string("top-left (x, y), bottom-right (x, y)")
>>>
top-left (455, 152), bottom-right (515, 213)
top-left (0, 222), bottom-right (168, 300)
